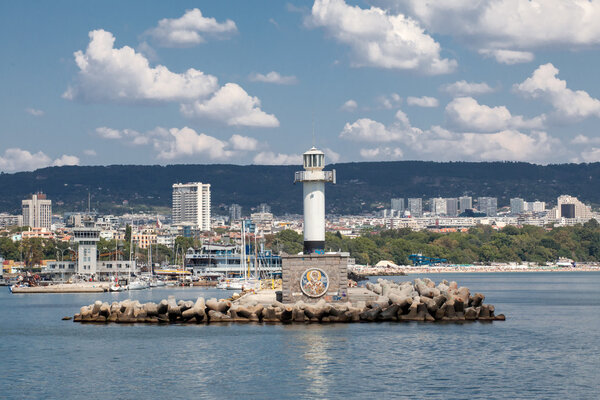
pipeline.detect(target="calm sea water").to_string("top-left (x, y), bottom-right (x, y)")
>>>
top-left (1, 272), bottom-right (599, 400)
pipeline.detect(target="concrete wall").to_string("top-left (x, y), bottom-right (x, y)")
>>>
top-left (281, 253), bottom-right (348, 304)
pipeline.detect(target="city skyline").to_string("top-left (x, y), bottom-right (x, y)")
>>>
top-left (3, 1), bottom-right (600, 173)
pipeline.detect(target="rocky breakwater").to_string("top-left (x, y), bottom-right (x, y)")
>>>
top-left (364, 278), bottom-right (505, 322)
top-left (71, 278), bottom-right (504, 324)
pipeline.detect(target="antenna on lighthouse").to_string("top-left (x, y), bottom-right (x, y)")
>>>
top-left (312, 113), bottom-right (316, 147)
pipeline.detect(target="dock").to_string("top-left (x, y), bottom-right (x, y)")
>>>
top-left (11, 283), bottom-right (109, 293)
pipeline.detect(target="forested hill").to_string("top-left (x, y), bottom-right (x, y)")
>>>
top-left (1, 161), bottom-right (599, 215)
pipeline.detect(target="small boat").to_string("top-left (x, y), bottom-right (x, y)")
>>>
top-left (127, 279), bottom-right (149, 290)
top-left (109, 284), bottom-right (125, 292)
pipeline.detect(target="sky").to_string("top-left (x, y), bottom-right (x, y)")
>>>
top-left (2, 0), bottom-right (600, 173)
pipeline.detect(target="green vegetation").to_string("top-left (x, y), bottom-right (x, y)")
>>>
top-left (1, 161), bottom-right (599, 214)
top-left (269, 221), bottom-right (600, 265)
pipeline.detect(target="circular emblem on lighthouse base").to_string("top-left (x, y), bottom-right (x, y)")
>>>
top-left (300, 268), bottom-right (329, 298)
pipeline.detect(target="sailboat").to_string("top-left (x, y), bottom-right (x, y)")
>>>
top-left (217, 221), bottom-right (259, 291)
top-left (126, 228), bottom-right (148, 290)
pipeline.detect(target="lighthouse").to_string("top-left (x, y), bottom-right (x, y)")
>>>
top-left (294, 147), bottom-right (336, 254)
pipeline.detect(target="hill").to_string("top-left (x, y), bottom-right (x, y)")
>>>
top-left (1, 161), bottom-right (599, 215)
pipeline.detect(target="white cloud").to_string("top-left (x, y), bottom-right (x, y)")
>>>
top-left (229, 134), bottom-right (258, 151)
top-left (445, 97), bottom-right (545, 132)
top-left (0, 148), bottom-right (79, 172)
top-left (52, 155), bottom-right (80, 167)
top-left (514, 63), bottom-right (600, 121)
top-left (154, 127), bottom-right (233, 160)
top-left (340, 99), bottom-right (358, 112)
top-left (96, 126), bottom-right (262, 161)
top-left (478, 49), bottom-right (534, 64)
top-left (180, 83), bottom-right (279, 127)
top-left (249, 71), bottom-right (298, 85)
top-left (147, 8), bottom-right (237, 47)
top-left (63, 29), bottom-right (218, 103)
top-left (440, 80), bottom-right (495, 96)
top-left (571, 135), bottom-right (600, 145)
top-left (324, 147), bottom-right (340, 163)
top-left (377, 93), bottom-right (402, 109)
top-left (83, 149), bottom-right (97, 156)
top-left (308, 0), bottom-right (456, 74)
top-left (25, 108), bottom-right (44, 117)
top-left (397, 1), bottom-right (600, 51)
top-left (406, 96), bottom-right (438, 107)
top-left (581, 148), bottom-right (600, 162)
top-left (339, 109), bottom-right (560, 163)
top-left (96, 126), bottom-right (125, 139)
top-left (360, 147), bottom-right (403, 159)
top-left (340, 118), bottom-right (404, 142)
top-left (253, 151), bottom-right (302, 165)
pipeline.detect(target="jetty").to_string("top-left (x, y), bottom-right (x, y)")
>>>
top-left (70, 278), bottom-right (505, 324)
top-left (11, 282), bottom-right (109, 293)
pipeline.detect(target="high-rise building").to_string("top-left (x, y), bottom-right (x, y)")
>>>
top-left (431, 197), bottom-right (447, 216)
top-left (172, 182), bottom-right (211, 231)
top-left (229, 203), bottom-right (242, 222)
top-left (459, 196), bottom-right (472, 214)
top-left (477, 197), bottom-right (498, 216)
top-left (510, 198), bottom-right (525, 214)
top-left (526, 201), bottom-right (546, 212)
top-left (407, 198), bottom-right (422, 217)
top-left (257, 203), bottom-right (271, 214)
top-left (22, 193), bottom-right (52, 230)
top-left (554, 195), bottom-right (592, 219)
top-left (391, 198), bottom-right (405, 213)
top-left (446, 198), bottom-right (459, 217)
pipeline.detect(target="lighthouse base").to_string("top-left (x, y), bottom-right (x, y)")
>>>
top-left (303, 240), bottom-right (325, 254)
top-left (281, 253), bottom-right (348, 304)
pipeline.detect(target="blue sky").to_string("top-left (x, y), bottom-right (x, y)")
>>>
top-left (2, 0), bottom-right (600, 172)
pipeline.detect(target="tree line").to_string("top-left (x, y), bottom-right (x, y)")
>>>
top-left (266, 221), bottom-right (600, 265)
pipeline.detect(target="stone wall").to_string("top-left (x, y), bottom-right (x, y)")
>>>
top-left (281, 253), bottom-right (348, 304)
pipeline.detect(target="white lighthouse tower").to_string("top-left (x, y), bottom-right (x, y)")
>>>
top-left (294, 147), bottom-right (336, 254)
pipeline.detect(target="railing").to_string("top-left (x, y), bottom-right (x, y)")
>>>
top-left (294, 169), bottom-right (336, 183)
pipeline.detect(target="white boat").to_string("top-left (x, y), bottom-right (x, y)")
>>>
top-left (109, 284), bottom-right (125, 292)
top-left (127, 279), bottom-right (149, 290)
top-left (155, 279), bottom-right (166, 287)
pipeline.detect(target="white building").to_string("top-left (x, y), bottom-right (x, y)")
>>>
top-left (459, 196), bottom-right (472, 213)
top-left (510, 198), bottom-right (525, 214)
top-left (525, 201), bottom-right (546, 212)
top-left (22, 193), bottom-right (52, 230)
top-left (172, 182), bottom-right (211, 231)
top-left (552, 195), bottom-right (593, 220)
top-left (408, 198), bottom-right (423, 217)
top-left (431, 197), bottom-right (447, 216)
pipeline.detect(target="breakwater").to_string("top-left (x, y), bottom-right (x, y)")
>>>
top-left (71, 278), bottom-right (504, 323)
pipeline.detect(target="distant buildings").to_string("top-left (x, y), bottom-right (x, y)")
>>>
top-left (477, 197), bottom-right (498, 216)
top-left (446, 198), bottom-right (459, 217)
top-left (229, 203), bottom-right (242, 222)
top-left (0, 213), bottom-right (23, 228)
top-left (431, 197), bottom-right (447, 216)
top-left (526, 201), bottom-right (546, 212)
top-left (172, 182), bottom-right (211, 231)
top-left (407, 198), bottom-right (423, 217)
top-left (511, 198), bottom-right (545, 214)
top-left (552, 195), bottom-right (592, 220)
top-left (22, 193), bottom-right (52, 230)
top-left (510, 198), bottom-right (525, 214)
top-left (257, 203), bottom-right (271, 214)
top-left (390, 198), bottom-right (405, 214)
top-left (459, 196), bottom-right (472, 214)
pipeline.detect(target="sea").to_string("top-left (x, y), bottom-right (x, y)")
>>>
top-left (1, 272), bottom-right (599, 400)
